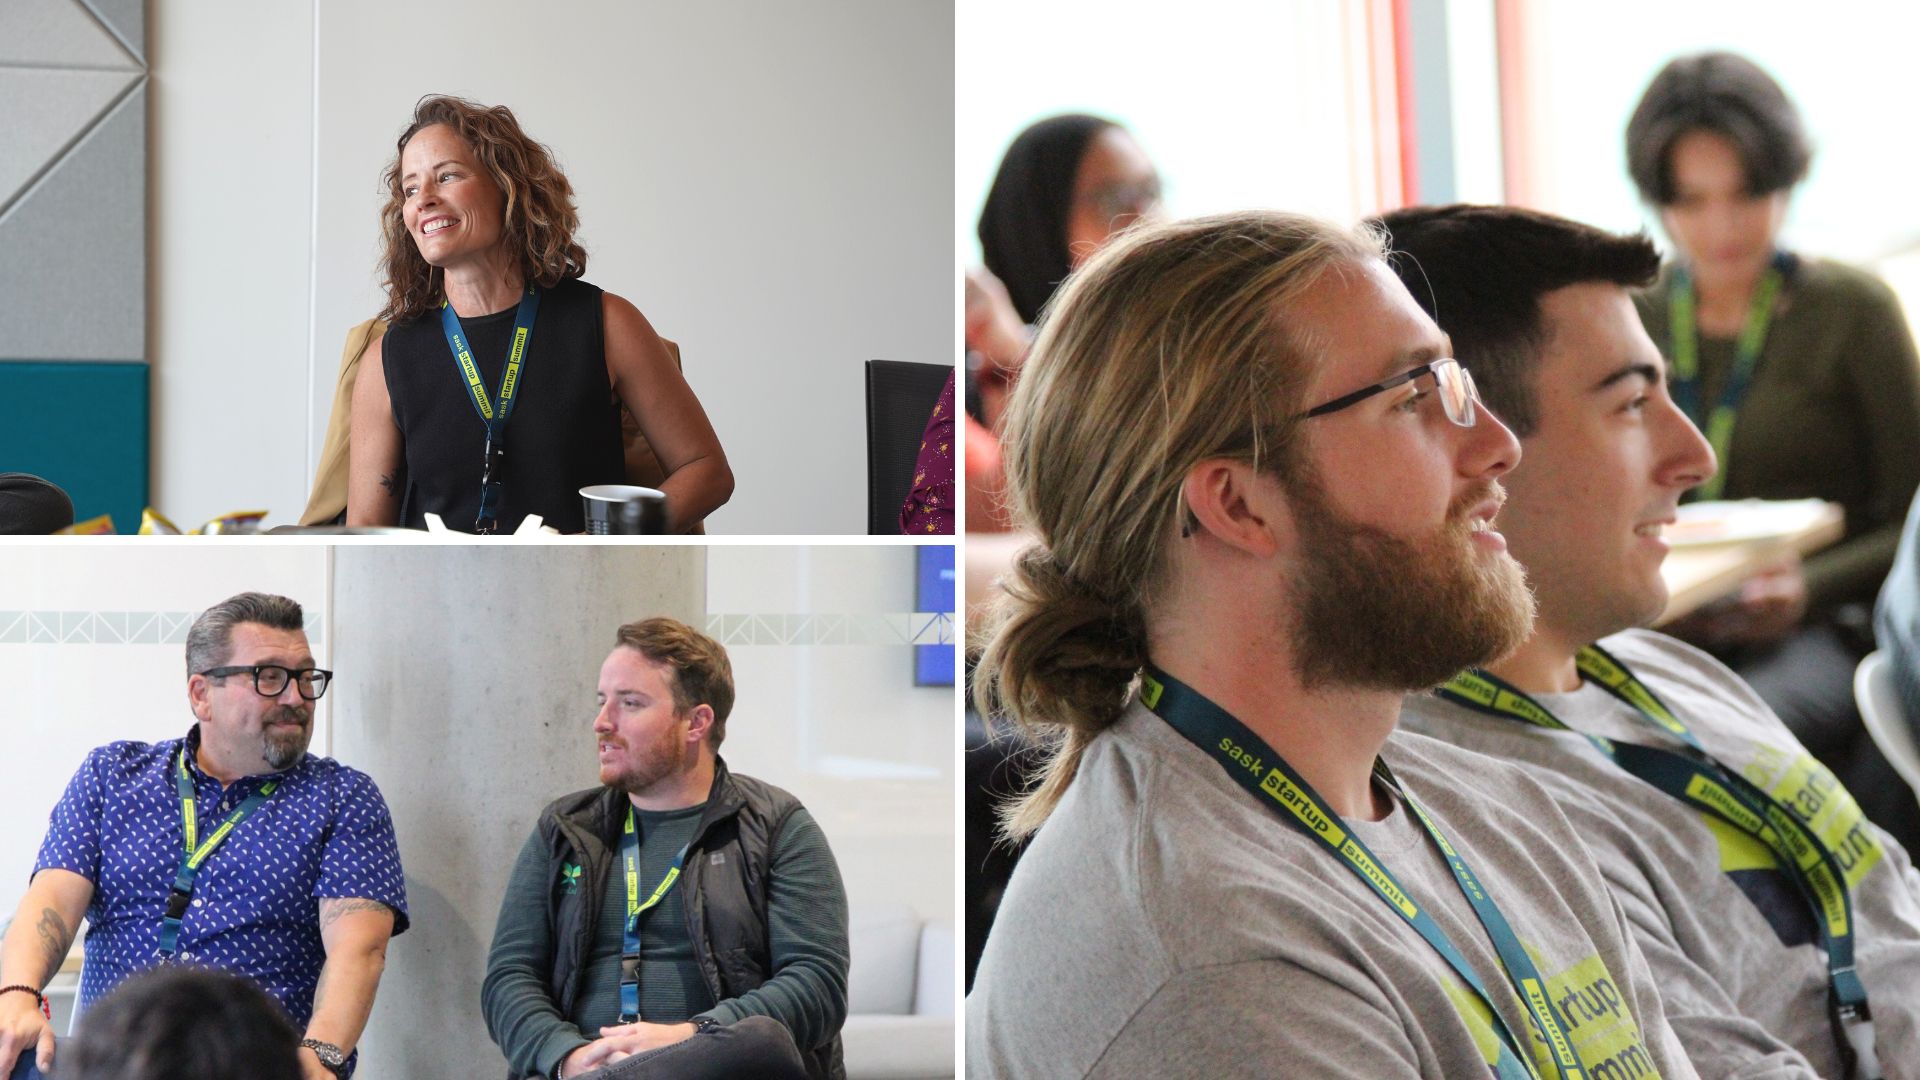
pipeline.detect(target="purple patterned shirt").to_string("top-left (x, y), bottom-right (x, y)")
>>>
top-left (900, 371), bottom-right (956, 535)
top-left (33, 725), bottom-right (409, 1026)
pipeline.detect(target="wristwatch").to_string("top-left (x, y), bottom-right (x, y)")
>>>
top-left (300, 1038), bottom-right (349, 1079)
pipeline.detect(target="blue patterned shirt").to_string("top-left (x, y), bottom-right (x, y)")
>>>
top-left (33, 726), bottom-right (410, 1026)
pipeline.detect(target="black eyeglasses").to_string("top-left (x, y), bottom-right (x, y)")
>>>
top-left (1300, 357), bottom-right (1481, 428)
top-left (200, 665), bottom-right (333, 701)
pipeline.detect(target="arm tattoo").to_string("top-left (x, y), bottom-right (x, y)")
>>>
top-left (319, 898), bottom-right (393, 932)
top-left (34, 907), bottom-right (74, 977)
top-left (378, 471), bottom-right (402, 498)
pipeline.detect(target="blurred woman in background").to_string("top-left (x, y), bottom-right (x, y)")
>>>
top-left (1627, 51), bottom-right (1920, 840)
top-left (967, 114), bottom-right (1161, 530)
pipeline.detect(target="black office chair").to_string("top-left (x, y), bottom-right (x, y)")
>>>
top-left (865, 360), bottom-right (954, 534)
top-left (0, 472), bottom-right (75, 534)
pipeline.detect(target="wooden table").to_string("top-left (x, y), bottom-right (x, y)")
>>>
top-left (1657, 501), bottom-right (1845, 625)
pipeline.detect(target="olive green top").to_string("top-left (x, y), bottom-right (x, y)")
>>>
top-left (1635, 256), bottom-right (1920, 613)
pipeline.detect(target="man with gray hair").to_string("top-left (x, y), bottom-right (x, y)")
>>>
top-left (0, 592), bottom-right (407, 1080)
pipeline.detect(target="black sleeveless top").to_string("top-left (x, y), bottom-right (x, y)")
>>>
top-left (383, 277), bottom-right (624, 533)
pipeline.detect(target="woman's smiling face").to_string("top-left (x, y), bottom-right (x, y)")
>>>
top-left (399, 123), bottom-right (507, 269)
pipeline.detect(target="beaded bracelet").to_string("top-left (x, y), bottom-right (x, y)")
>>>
top-left (0, 985), bottom-right (50, 1021)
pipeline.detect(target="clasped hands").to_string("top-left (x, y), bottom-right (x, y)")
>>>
top-left (559, 1020), bottom-right (696, 1076)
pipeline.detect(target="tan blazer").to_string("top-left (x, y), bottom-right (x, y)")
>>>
top-left (301, 321), bottom-right (690, 528)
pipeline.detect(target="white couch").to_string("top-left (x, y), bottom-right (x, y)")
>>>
top-left (841, 903), bottom-right (954, 1079)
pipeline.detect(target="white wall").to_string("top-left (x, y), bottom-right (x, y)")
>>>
top-left (149, 2), bottom-right (316, 530)
top-left (1512, 1), bottom-right (1920, 266)
top-left (707, 544), bottom-right (956, 920)
top-left (957, 0), bottom-right (1384, 266)
top-left (151, 1), bottom-right (954, 534)
top-left (0, 545), bottom-right (331, 922)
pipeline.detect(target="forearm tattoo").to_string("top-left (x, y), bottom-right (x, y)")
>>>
top-left (378, 471), bottom-right (402, 499)
top-left (34, 907), bottom-right (73, 977)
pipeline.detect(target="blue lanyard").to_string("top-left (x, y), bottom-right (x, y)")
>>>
top-left (1436, 646), bottom-right (1880, 1080)
top-left (160, 749), bottom-right (278, 957)
top-left (438, 287), bottom-right (540, 533)
top-left (1141, 667), bottom-right (1587, 1080)
top-left (1667, 251), bottom-right (1792, 502)
top-left (618, 807), bottom-right (689, 1024)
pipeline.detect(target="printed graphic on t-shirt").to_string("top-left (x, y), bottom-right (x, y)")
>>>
top-left (1440, 946), bottom-right (1664, 1080)
top-left (1693, 745), bottom-right (1883, 946)
top-left (1704, 814), bottom-right (1819, 947)
top-left (1741, 744), bottom-right (1883, 887)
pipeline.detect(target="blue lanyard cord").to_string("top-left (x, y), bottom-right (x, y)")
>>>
top-left (1666, 251), bottom-right (1791, 502)
top-left (618, 807), bottom-right (689, 1024)
top-left (438, 287), bottom-right (541, 532)
top-left (160, 750), bottom-right (278, 957)
top-left (1436, 647), bottom-right (1879, 1080)
top-left (1141, 668), bottom-right (1584, 1080)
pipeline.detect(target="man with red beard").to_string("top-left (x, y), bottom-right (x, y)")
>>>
top-left (0, 593), bottom-right (407, 1080)
top-left (1382, 204), bottom-right (1920, 1080)
top-left (965, 210), bottom-right (1697, 1079)
top-left (482, 618), bottom-right (845, 1080)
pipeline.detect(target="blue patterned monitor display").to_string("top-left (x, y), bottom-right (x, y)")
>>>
top-left (915, 545), bottom-right (956, 686)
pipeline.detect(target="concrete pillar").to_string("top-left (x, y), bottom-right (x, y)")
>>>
top-left (326, 545), bottom-right (704, 1078)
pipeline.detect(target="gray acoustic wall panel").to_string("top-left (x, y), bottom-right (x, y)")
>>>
top-left (0, 0), bottom-right (139, 67)
top-left (0, 66), bottom-right (140, 212)
top-left (79, 0), bottom-right (144, 64)
top-left (0, 80), bottom-right (145, 360)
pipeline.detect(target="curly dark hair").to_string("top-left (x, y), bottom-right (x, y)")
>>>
top-left (377, 95), bottom-right (587, 324)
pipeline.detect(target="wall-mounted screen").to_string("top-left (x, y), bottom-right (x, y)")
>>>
top-left (915, 544), bottom-right (956, 687)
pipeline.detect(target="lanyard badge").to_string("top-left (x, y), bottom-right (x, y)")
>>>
top-left (1667, 251), bottom-right (1791, 502)
top-left (1142, 667), bottom-right (1588, 1080)
top-left (161, 749), bottom-right (278, 957)
top-left (618, 807), bottom-right (689, 1024)
top-left (1436, 647), bottom-right (1880, 1080)
top-left (439, 287), bottom-right (541, 533)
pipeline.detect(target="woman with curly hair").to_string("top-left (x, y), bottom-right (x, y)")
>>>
top-left (349, 96), bottom-right (732, 533)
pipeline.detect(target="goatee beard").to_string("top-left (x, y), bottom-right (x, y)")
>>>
top-left (262, 708), bottom-right (311, 770)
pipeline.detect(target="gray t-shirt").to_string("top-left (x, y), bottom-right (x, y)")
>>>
top-left (966, 704), bottom-right (1699, 1079)
top-left (1402, 628), bottom-right (1920, 1079)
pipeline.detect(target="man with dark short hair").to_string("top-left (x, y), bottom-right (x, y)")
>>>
top-left (1382, 203), bottom-right (1920, 1079)
top-left (56, 966), bottom-right (304, 1080)
top-left (0, 592), bottom-right (407, 1080)
top-left (482, 618), bottom-right (846, 1080)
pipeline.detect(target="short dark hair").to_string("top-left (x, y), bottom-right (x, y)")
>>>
top-left (186, 592), bottom-right (306, 678)
top-left (613, 617), bottom-right (735, 748)
top-left (1370, 204), bottom-right (1660, 436)
top-left (58, 966), bottom-right (302, 1080)
top-left (1626, 51), bottom-right (1811, 205)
